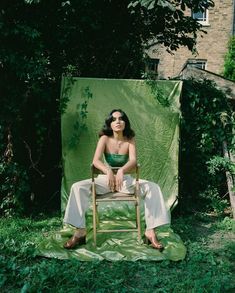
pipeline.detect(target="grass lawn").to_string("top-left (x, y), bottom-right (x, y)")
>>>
top-left (0, 211), bottom-right (234, 293)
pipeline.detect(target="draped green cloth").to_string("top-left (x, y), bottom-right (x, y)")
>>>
top-left (37, 77), bottom-right (186, 261)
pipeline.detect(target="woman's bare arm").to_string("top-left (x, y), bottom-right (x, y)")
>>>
top-left (115, 138), bottom-right (137, 191)
top-left (120, 138), bottom-right (137, 173)
top-left (92, 135), bottom-right (109, 173)
top-left (92, 135), bottom-right (115, 191)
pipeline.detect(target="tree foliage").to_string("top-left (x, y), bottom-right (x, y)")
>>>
top-left (128, 0), bottom-right (214, 52)
top-left (0, 0), bottom-right (214, 216)
top-left (224, 36), bottom-right (235, 81)
top-left (180, 79), bottom-right (233, 213)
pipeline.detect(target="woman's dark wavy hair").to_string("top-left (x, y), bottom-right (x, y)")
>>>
top-left (99, 109), bottom-right (135, 138)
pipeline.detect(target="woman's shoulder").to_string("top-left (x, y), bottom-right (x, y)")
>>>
top-left (128, 137), bottom-right (136, 145)
top-left (100, 134), bottom-right (109, 139)
top-left (98, 135), bottom-right (109, 143)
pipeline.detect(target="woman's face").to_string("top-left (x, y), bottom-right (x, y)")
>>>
top-left (110, 111), bottom-right (125, 133)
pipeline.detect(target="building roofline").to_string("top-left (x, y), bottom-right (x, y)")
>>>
top-left (175, 66), bottom-right (235, 100)
top-left (178, 65), bottom-right (235, 83)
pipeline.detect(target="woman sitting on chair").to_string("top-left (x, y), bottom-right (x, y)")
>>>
top-left (63, 109), bottom-right (170, 250)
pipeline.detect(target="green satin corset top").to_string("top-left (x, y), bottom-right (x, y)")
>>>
top-left (104, 153), bottom-right (129, 167)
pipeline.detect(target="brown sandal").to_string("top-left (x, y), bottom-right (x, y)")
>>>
top-left (144, 234), bottom-right (164, 251)
top-left (63, 235), bottom-right (86, 249)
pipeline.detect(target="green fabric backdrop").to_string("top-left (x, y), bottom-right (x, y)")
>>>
top-left (37, 78), bottom-right (186, 262)
top-left (61, 77), bottom-right (182, 212)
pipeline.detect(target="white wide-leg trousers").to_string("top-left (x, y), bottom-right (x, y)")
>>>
top-left (63, 174), bottom-right (171, 230)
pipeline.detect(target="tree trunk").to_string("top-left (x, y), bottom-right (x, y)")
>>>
top-left (223, 141), bottom-right (235, 219)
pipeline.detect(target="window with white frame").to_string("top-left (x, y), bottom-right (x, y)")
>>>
top-left (192, 8), bottom-right (209, 25)
top-left (187, 59), bottom-right (207, 70)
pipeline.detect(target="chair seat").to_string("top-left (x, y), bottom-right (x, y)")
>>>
top-left (96, 192), bottom-right (136, 202)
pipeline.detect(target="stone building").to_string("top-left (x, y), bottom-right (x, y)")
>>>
top-left (146, 0), bottom-right (235, 79)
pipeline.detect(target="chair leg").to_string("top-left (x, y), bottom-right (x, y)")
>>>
top-left (96, 206), bottom-right (99, 227)
top-left (92, 200), bottom-right (97, 248)
top-left (136, 202), bottom-right (141, 241)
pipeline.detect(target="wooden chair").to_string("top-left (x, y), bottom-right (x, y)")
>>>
top-left (91, 164), bottom-right (141, 247)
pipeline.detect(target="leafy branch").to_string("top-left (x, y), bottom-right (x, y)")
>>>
top-left (68, 86), bottom-right (93, 149)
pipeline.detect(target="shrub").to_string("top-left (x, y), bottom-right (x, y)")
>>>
top-left (180, 79), bottom-right (233, 212)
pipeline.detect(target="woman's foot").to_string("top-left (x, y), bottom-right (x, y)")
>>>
top-left (144, 229), bottom-right (164, 251)
top-left (63, 228), bottom-right (86, 249)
